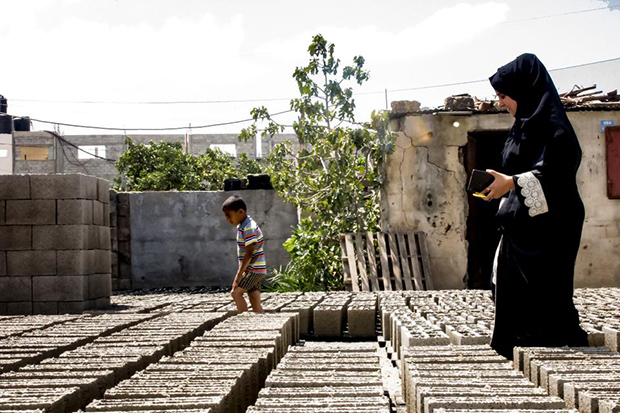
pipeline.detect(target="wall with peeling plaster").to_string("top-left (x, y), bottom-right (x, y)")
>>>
top-left (382, 109), bottom-right (620, 289)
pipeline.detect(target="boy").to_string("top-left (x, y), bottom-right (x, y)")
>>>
top-left (222, 195), bottom-right (266, 313)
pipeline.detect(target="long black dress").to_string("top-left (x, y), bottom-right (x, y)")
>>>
top-left (488, 53), bottom-right (588, 360)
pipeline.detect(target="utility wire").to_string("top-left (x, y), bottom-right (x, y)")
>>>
top-left (24, 109), bottom-right (292, 132)
top-left (504, 6), bottom-right (610, 23)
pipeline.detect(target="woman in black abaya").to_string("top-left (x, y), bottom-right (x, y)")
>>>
top-left (482, 53), bottom-right (588, 360)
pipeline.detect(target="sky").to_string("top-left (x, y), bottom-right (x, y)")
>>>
top-left (1, 0), bottom-right (619, 135)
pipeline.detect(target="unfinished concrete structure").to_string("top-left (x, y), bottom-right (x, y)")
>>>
top-left (0, 174), bottom-right (112, 314)
top-left (10, 131), bottom-right (298, 181)
top-left (382, 105), bottom-right (620, 289)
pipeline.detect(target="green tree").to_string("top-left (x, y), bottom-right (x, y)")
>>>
top-left (240, 34), bottom-right (396, 291)
top-left (113, 138), bottom-right (265, 191)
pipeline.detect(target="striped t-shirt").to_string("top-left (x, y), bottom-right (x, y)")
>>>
top-left (237, 216), bottom-right (266, 273)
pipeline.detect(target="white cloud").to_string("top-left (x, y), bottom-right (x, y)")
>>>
top-left (254, 2), bottom-right (510, 65)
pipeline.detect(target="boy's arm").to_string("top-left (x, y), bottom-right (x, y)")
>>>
top-left (233, 243), bottom-right (255, 289)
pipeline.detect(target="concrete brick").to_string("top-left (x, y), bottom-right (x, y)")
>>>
top-left (6, 301), bottom-right (33, 315)
top-left (30, 174), bottom-right (98, 200)
top-left (118, 279), bottom-right (132, 290)
top-left (33, 301), bottom-right (60, 315)
top-left (57, 250), bottom-right (94, 275)
top-left (313, 305), bottom-right (345, 337)
top-left (89, 273), bottom-right (112, 299)
top-left (0, 175), bottom-right (30, 199)
top-left (32, 275), bottom-right (88, 301)
top-left (97, 179), bottom-right (110, 204)
top-left (0, 226), bottom-right (32, 250)
top-left (57, 199), bottom-right (93, 225)
top-left (58, 301), bottom-right (87, 314)
top-left (99, 226), bottom-right (111, 251)
top-left (33, 225), bottom-right (89, 250)
top-left (0, 252), bottom-right (5, 276)
top-left (5, 200), bottom-right (56, 225)
top-left (0, 276), bottom-right (32, 301)
top-left (7, 250), bottom-right (56, 276)
top-left (103, 203), bottom-right (110, 226)
top-left (93, 250), bottom-right (111, 274)
top-left (93, 201), bottom-right (104, 225)
top-left (93, 296), bottom-right (111, 309)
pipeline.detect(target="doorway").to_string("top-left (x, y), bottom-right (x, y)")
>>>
top-left (464, 130), bottom-right (508, 289)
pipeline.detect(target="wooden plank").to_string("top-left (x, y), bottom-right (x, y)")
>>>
top-left (387, 232), bottom-right (403, 290)
top-left (407, 232), bottom-right (424, 291)
top-left (339, 234), bottom-right (352, 291)
top-left (397, 233), bottom-right (414, 290)
top-left (344, 234), bottom-right (361, 292)
top-left (377, 233), bottom-right (392, 291)
top-left (355, 233), bottom-right (370, 291)
top-left (366, 232), bottom-right (380, 291)
top-left (416, 231), bottom-right (434, 290)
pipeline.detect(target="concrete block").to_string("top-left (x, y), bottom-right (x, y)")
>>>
top-left (97, 179), bottom-right (110, 204)
top-left (0, 175), bottom-right (30, 199)
top-left (57, 250), bottom-right (94, 275)
top-left (0, 252), bottom-right (5, 276)
top-left (603, 327), bottom-right (620, 352)
top-left (99, 226), bottom-right (111, 251)
top-left (6, 301), bottom-right (33, 315)
top-left (89, 273), bottom-right (112, 299)
top-left (0, 200), bottom-right (4, 225)
top-left (33, 225), bottom-right (89, 250)
top-left (57, 199), bottom-right (93, 225)
top-left (32, 275), bottom-right (88, 301)
top-left (348, 306), bottom-right (376, 337)
top-left (0, 225), bottom-right (32, 250)
top-left (58, 301), bottom-right (87, 314)
top-left (7, 250), bottom-right (56, 276)
top-left (30, 174), bottom-right (98, 200)
top-left (0, 276), bottom-right (32, 301)
top-left (33, 301), bottom-right (60, 314)
top-left (579, 391), bottom-right (620, 413)
top-left (103, 203), bottom-right (110, 226)
top-left (599, 399), bottom-right (620, 413)
top-left (93, 201), bottom-right (104, 225)
top-left (93, 250), bottom-right (111, 274)
top-left (118, 279), bottom-right (131, 290)
top-left (313, 305), bottom-right (345, 337)
top-left (5, 200), bottom-right (56, 225)
top-left (93, 296), bottom-right (111, 309)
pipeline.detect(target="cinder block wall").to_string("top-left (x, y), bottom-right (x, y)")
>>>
top-left (0, 174), bottom-right (112, 314)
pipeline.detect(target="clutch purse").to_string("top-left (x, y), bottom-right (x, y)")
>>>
top-left (467, 169), bottom-right (495, 198)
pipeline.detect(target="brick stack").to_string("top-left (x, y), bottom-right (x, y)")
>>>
top-left (0, 174), bottom-right (112, 314)
top-left (110, 191), bottom-right (131, 290)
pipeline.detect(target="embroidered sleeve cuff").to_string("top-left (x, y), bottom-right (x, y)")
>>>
top-left (515, 171), bottom-right (549, 217)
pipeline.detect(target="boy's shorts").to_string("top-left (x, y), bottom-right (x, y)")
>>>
top-left (237, 272), bottom-right (265, 293)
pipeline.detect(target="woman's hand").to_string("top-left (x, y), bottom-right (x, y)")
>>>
top-left (482, 169), bottom-right (515, 201)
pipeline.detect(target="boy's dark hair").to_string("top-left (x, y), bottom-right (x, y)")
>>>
top-left (222, 195), bottom-right (246, 212)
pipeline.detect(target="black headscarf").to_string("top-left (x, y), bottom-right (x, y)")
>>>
top-left (489, 53), bottom-right (574, 133)
top-left (488, 53), bottom-right (581, 178)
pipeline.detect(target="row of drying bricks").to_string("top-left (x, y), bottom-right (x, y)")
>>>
top-left (401, 343), bottom-right (620, 413)
top-left (0, 311), bottom-right (297, 413)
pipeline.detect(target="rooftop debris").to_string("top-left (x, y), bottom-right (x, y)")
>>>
top-left (560, 84), bottom-right (619, 106)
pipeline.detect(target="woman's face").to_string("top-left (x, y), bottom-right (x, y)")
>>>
top-left (495, 90), bottom-right (518, 117)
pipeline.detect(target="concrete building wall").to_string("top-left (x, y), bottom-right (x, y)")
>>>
top-left (129, 189), bottom-right (297, 290)
top-left (12, 132), bottom-right (298, 182)
top-left (0, 134), bottom-right (11, 175)
top-left (382, 110), bottom-right (620, 289)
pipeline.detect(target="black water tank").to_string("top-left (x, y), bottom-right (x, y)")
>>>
top-left (0, 95), bottom-right (7, 113)
top-left (13, 117), bottom-right (31, 131)
top-left (247, 174), bottom-right (273, 190)
top-left (0, 114), bottom-right (12, 134)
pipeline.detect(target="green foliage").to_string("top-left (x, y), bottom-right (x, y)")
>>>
top-left (112, 138), bottom-right (265, 191)
top-left (240, 34), bottom-right (396, 292)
